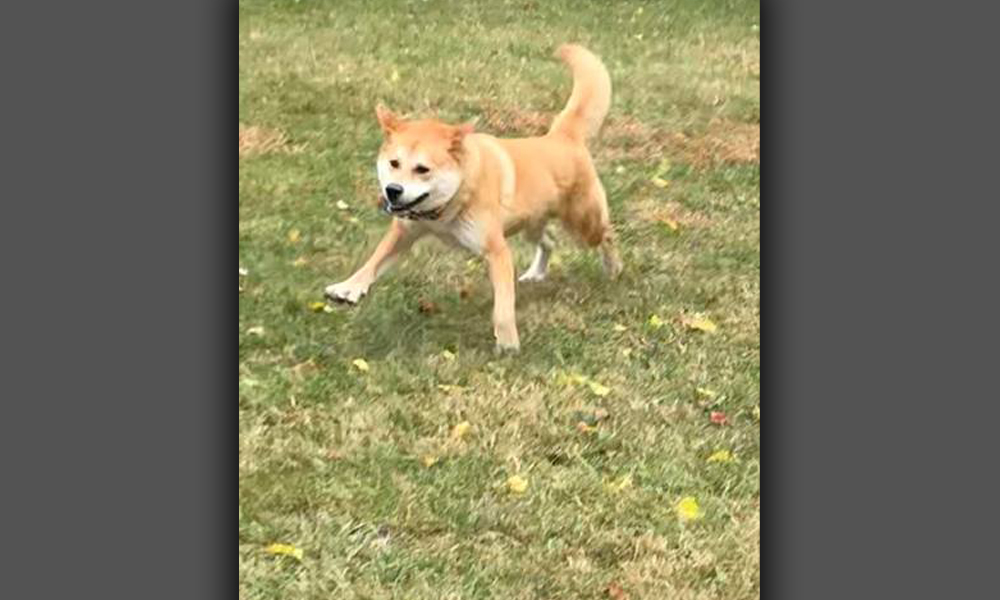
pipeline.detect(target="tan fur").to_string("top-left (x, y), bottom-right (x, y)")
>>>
top-left (325, 44), bottom-right (622, 352)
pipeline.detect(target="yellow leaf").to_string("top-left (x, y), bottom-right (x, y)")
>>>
top-left (287, 229), bottom-right (301, 243)
top-left (507, 475), bottom-right (528, 494)
top-left (621, 348), bottom-right (633, 358)
top-left (451, 421), bottom-right (471, 440)
top-left (605, 474), bottom-right (633, 493)
top-left (682, 313), bottom-right (718, 333)
top-left (292, 256), bottom-right (309, 267)
top-left (390, 69), bottom-right (400, 82)
top-left (239, 267), bottom-right (248, 276)
top-left (246, 326), bottom-right (265, 337)
top-left (676, 496), bottom-right (703, 521)
top-left (347, 216), bottom-right (360, 225)
top-left (660, 217), bottom-right (680, 231)
top-left (752, 405), bottom-right (761, 422)
top-left (421, 455), bottom-right (439, 468)
top-left (696, 387), bottom-right (717, 398)
top-left (613, 323), bottom-right (627, 332)
top-left (588, 380), bottom-right (611, 397)
top-left (352, 358), bottom-right (369, 373)
top-left (651, 176), bottom-right (671, 189)
top-left (336, 200), bottom-right (350, 210)
top-left (265, 543), bottom-right (303, 560)
top-left (648, 314), bottom-right (665, 329)
top-left (308, 301), bottom-right (327, 313)
top-left (707, 450), bottom-right (735, 463)
top-left (437, 384), bottom-right (463, 393)
top-left (442, 349), bottom-right (456, 361)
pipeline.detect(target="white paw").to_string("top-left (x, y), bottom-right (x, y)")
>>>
top-left (518, 270), bottom-right (547, 283)
top-left (324, 281), bottom-right (369, 304)
top-left (494, 324), bottom-right (520, 353)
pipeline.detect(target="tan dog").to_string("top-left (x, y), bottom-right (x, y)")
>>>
top-left (325, 44), bottom-right (621, 352)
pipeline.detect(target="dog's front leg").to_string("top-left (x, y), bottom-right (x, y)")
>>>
top-left (485, 232), bottom-right (520, 353)
top-left (325, 219), bottom-right (421, 304)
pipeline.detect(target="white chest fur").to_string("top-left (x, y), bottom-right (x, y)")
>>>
top-left (421, 215), bottom-right (485, 255)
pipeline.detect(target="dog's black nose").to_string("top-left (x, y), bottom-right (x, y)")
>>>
top-left (385, 183), bottom-right (404, 203)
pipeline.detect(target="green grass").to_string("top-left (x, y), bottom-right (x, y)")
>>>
top-left (239, 1), bottom-right (759, 598)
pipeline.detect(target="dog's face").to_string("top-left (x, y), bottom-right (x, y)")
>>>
top-left (374, 105), bottom-right (473, 219)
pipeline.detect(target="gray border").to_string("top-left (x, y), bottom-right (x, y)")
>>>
top-left (770, 0), bottom-right (1000, 597)
top-left (0, 1), bottom-right (229, 597)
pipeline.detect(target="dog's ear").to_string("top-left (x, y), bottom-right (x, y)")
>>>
top-left (375, 103), bottom-right (400, 135)
top-left (450, 120), bottom-right (476, 152)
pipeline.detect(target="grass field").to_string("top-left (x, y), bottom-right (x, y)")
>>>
top-left (239, 1), bottom-right (759, 598)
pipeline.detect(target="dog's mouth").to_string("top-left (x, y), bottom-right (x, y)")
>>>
top-left (381, 192), bottom-right (437, 219)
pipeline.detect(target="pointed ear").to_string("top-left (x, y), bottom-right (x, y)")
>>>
top-left (450, 120), bottom-right (476, 152)
top-left (375, 103), bottom-right (400, 135)
top-left (455, 119), bottom-right (476, 138)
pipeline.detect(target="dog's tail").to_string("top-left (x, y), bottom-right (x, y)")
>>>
top-left (547, 44), bottom-right (612, 143)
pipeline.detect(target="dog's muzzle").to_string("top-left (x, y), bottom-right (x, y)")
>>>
top-left (381, 192), bottom-right (441, 220)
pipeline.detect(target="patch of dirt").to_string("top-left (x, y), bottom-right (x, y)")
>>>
top-left (239, 124), bottom-right (303, 158)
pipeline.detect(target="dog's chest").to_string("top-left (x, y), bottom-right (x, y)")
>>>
top-left (424, 217), bottom-right (485, 255)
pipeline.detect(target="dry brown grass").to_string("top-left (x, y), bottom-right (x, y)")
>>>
top-left (600, 116), bottom-right (759, 168)
top-left (239, 123), bottom-right (302, 158)
top-left (477, 104), bottom-right (759, 170)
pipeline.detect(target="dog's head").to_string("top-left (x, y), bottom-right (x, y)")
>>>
top-left (374, 104), bottom-right (474, 220)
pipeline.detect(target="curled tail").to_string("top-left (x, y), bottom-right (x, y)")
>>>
top-left (547, 44), bottom-right (612, 143)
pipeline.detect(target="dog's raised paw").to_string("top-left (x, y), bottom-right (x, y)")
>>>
top-left (324, 282), bottom-right (368, 305)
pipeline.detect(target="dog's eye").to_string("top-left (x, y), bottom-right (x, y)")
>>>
top-left (389, 160), bottom-right (400, 169)
top-left (414, 165), bottom-right (430, 174)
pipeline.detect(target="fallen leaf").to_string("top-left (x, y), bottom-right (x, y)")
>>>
top-left (707, 450), bottom-right (735, 463)
top-left (752, 405), bottom-right (761, 422)
top-left (336, 200), bottom-right (350, 210)
top-left (246, 326), bottom-right (265, 337)
top-left (507, 475), bottom-right (528, 494)
top-left (239, 267), bottom-right (248, 277)
top-left (308, 301), bottom-right (327, 313)
top-left (710, 411), bottom-right (728, 425)
top-left (417, 298), bottom-right (438, 314)
top-left (613, 323), bottom-right (627, 332)
top-left (451, 421), bottom-right (471, 440)
top-left (648, 314), bottom-right (665, 329)
top-left (696, 387), bottom-right (717, 398)
top-left (352, 358), bottom-right (370, 373)
top-left (287, 229), bottom-right (301, 244)
top-left (347, 216), bottom-right (360, 224)
top-left (607, 581), bottom-right (630, 600)
top-left (292, 256), bottom-right (309, 267)
top-left (588, 380), bottom-right (611, 397)
top-left (437, 383), bottom-right (463, 393)
top-left (390, 69), bottom-right (400, 83)
top-left (676, 496), bottom-right (703, 521)
top-left (651, 176), bottom-right (671, 189)
top-left (605, 474), bottom-right (632, 493)
top-left (441, 349), bottom-right (456, 361)
top-left (681, 313), bottom-right (718, 333)
top-left (621, 348), bottom-right (632, 358)
top-left (421, 455), bottom-right (439, 468)
top-left (265, 543), bottom-right (303, 561)
top-left (576, 421), bottom-right (597, 434)
top-left (660, 217), bottom-right (680, 232)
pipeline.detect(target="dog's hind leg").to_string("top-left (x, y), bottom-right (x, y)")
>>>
top-left (518, 223), bottom-right (555, 283)
top-left (561, 178), bottom-right (622, 279)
